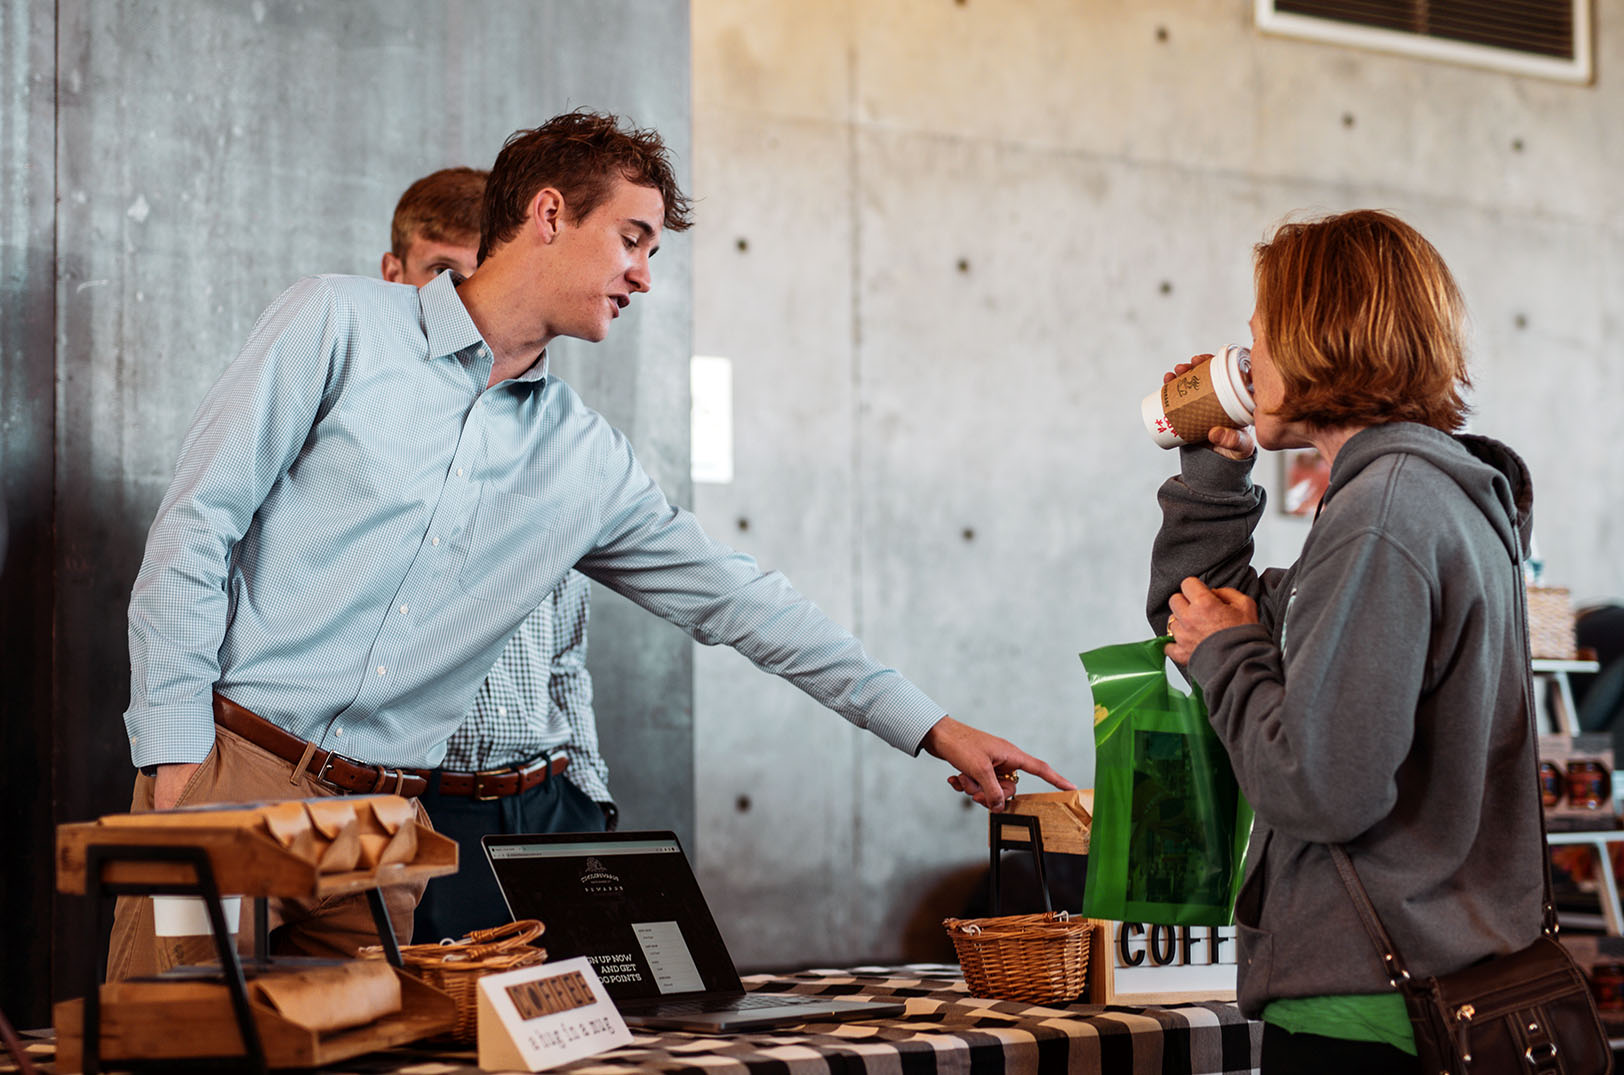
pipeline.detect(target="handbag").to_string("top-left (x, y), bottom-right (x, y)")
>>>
top-left (1331, 580), bottom-right (1611, 1075)
top-left (1333, 848), bottom-right (1609, 1074)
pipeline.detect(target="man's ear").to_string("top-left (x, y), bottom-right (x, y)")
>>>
top-left (530, 188), bottom-right (566, 243)
top-left (381, 252), bottom-right (406, 283)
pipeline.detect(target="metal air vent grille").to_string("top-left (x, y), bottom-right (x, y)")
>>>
top-left (1256, 0), bottom-right (1593, 83)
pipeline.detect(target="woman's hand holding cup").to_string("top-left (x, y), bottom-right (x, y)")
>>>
top-left (1143, 349), bottom-right (1253, 454)
top-left (1157, 354), bottom-right (1256, 461)
top-left (1161, 357), bottom-right (1210, 382)
top-left (1205, 424), bottom-right (1255, 462)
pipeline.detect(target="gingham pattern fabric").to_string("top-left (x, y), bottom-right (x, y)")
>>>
top-left (125, 272), bottom-right (946, 770)
top-left (6, 966), bottom-right (1261, 1074)
top-left (441, 570), bottom-right (611, 803)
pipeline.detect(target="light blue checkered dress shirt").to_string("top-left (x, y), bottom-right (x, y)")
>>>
top-left (126, 272), bottom-right (946, 770)
top-left (443, 571), bottom-right (611, 802)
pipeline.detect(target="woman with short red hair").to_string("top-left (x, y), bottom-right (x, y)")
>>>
top-left (1148, 210), bottom-right (1543, 1073)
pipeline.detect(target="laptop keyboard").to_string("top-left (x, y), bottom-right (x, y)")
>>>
top-left (637, 993), bottom-right (832, 1015)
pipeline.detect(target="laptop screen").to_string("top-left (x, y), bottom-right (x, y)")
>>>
top-left (484, 831), bottom-right (743, 1002)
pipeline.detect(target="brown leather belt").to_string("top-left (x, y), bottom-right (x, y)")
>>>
top-left (212, 693), bottom-right (431, 797)
top-left (436, 754), bottom-right (570, 800)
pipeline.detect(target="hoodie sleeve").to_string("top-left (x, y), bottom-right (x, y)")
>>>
top-left (1187, 522), bottom-right (1432, 842)
top-left (1147, 445), bottom-right (1268, 634)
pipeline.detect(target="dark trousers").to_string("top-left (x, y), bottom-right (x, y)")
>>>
top-left (412, 769), bottom-right (605, 943)
top-left (1261, 1022), bottom-right (1421, 1075)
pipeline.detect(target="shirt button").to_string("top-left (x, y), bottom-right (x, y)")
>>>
top-left (456, 468), bottom-right (464, 477)
top-left (497, 706), bottom-right (507, 716)
top-left (431, 537), bottom-right (440, 547)
top-left (335, 727), bottom-right (344, 736)
top-left (399, 604), bottom-right (409, 615)
top-left (377, 666), bottom-right (387, 676)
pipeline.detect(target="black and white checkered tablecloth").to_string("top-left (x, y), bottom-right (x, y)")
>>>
top-left (3, 964), bottom-right (1260, 1074)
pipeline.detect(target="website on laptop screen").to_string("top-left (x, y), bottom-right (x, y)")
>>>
top-left (487, 837), bottom-right (739, 1000)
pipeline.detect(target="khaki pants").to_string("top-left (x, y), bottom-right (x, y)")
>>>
top-left (104, 724), bottom-right (431, 981)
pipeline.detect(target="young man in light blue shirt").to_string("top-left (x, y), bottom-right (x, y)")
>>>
top-left (112, 111), bottom-right (1070, 977)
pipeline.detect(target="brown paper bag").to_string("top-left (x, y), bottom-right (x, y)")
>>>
top-left (301, 799), bottom-right (362, 873)
top-left (1003, 789), bottom-right (1094, 855)
top-left (346, 795), bottom-right (419, 869)
top-left (256, 801), bottom-right (318, 863)
top-left (250, 961), bottom-right (402, 1032)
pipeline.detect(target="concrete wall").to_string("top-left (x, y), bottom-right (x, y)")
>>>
top-left (689, 0), bottom-right (1624, 969)
top-left (1, 0), bottom-right (691, 1023)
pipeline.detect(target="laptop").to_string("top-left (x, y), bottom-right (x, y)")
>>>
top-left (483, 830), bottom-right (906, 1031)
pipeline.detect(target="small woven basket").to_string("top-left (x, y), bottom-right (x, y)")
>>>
top-left (361, 919), bottom-right (546, 1042)
top-left (943, 911), bottom-right (1091, 1005)
top-left (1529, 586), bottom-right (1577, 660)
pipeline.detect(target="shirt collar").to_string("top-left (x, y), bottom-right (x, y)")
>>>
top-left (419, 271), bottom-right (483, 359)
top-left (417, 271), bottom-right (550, 384)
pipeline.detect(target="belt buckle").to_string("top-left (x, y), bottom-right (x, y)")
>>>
top-left (472, 765), bottom-right (514, 801)
top-left (313, 750), bottom-right (342, 790)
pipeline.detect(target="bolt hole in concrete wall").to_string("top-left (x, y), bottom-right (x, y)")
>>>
top-left (688, 1), bottom-right (1624, 973)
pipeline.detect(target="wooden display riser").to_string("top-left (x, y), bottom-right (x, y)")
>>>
top-left (56, 820), bottom-right (457, 899)
top-left (53, 968), bottom-right (455, 1072)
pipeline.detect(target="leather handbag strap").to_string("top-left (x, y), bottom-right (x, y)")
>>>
top-left (1332, 555), bottom-right (1560, 983)
top-left (1329, 844), bottom-right (1415, 987)
top-left (1517, 568), bottom-right (1563, 937)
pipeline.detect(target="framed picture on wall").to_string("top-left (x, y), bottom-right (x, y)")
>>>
top-left (1279, 448), bottom-right (1330, 516)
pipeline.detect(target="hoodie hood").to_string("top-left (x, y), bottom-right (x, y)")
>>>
top-left (1324, 423), bottom-right (1534, 564)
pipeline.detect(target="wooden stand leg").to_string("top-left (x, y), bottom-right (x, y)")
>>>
top-left (988, 814), bottom-right (1052, 916)
top-left (83, 844), bottom-right (267, 1075)
top-left (365, 887), bottom-right (403, 967)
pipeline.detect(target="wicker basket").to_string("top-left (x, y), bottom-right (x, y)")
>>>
top-left (1529, 586), bottom-right (1578, 660)
top-left (360, 919), bottom-right (545, 1042)
top-left (943, 911), bottom-right (1091, 1005)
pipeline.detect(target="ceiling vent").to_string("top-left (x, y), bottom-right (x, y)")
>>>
top-left (1255, 0), bottom-right (1593, 84)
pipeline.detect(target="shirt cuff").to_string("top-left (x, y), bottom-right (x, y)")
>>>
top-left (861, 684), bottom-right (951, 755)
top-left (124, 702), bottom-right (218, 769)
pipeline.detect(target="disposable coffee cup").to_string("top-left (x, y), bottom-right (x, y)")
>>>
top-left (152, 894), bottom-right (241, 972)
top-left (1141, 345), bottom-right (1254, 448)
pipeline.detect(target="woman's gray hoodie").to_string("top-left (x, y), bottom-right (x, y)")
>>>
top-left (1147, 422), bottom-right (1544, 1018)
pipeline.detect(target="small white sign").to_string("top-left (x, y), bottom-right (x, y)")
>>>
top-left (1103, 922), bottom-right (1238, 1004)
top-left (477, 956), bottom-right (633, 1072)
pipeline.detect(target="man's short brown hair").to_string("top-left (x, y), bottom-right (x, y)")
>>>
top-left (391, 167), bottom-right (487, 260)
top-left (480, 110), bottom-right (693, 262)
top-left (1254, 209), bottom-right (1470, 432)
